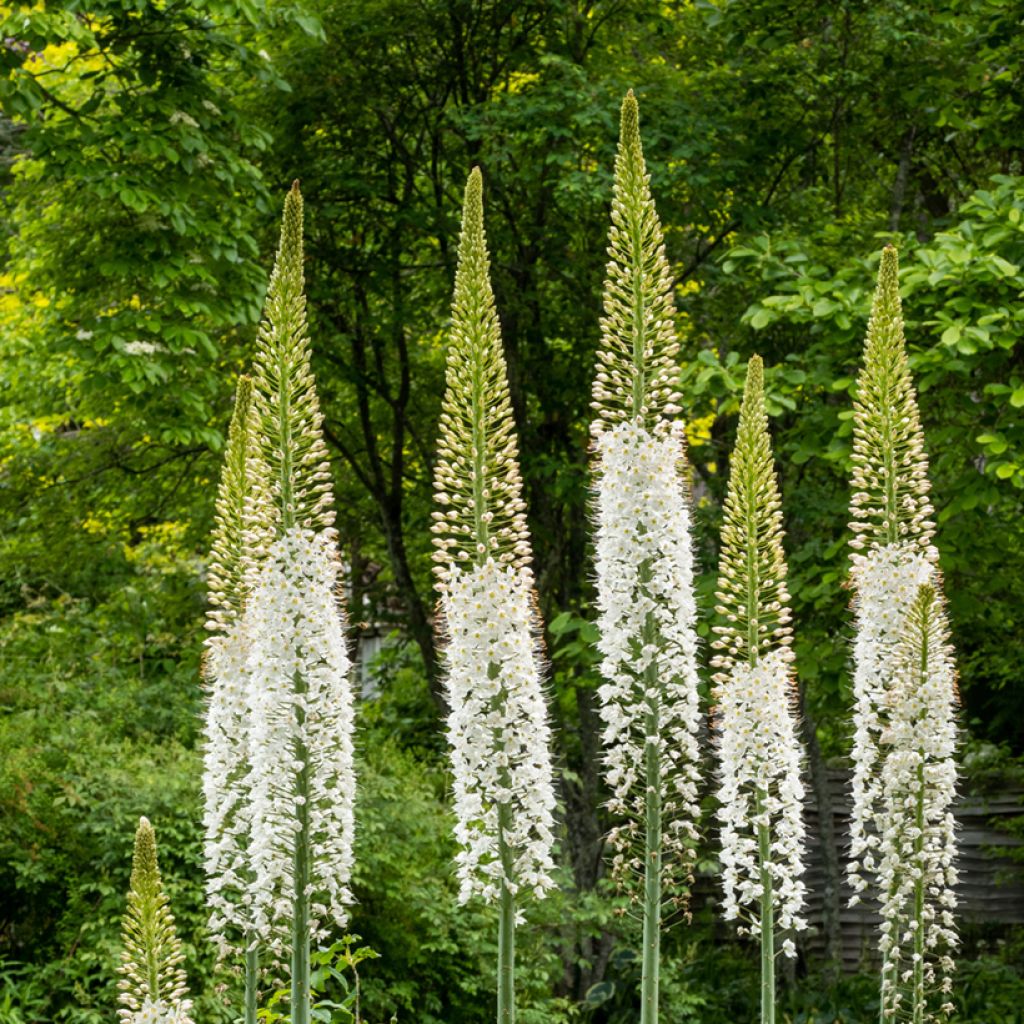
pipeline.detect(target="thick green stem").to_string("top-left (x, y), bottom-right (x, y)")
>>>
top-left (912, 618), bottom-right (930, 1024)
top-left (291, 686), bottom-right (311, 1024)
top-left (912, 774), bottom-right (926, 1024)
top-left (640, 609), bottom-right (661, 1024)
top-left (640, 727), bottom-right (662, 1024)
top-left (757, 801), bottom-right (775, 1024)
top-left (244, 942), bottom-right (259, 1024)
top-left (497, 817), bottom-right (516, 1024)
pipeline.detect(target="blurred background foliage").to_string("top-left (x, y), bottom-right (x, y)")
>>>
top-left (1, 0), bottom-right (1023, 1020)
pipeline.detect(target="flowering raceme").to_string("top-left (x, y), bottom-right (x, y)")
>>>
top-left (711, 355), bottom-right (806, 1024)
top-left (877, 585), bottom-right (958, 1019)
top-left (202, 183), bottom-right (356, 1024)
top-left (846, 246), bottom-right (959, 1022)
top-left (244, 527), bottom-right (356, 950)
top-left (432, 166), bottom-right (556, 1023)
top-left (593, 418), bottom-right (701, 885)
top-left (203, 376), bottom-right (271, 961)
top-left (589, 90), bottom-right (702, 1024)
top-left (443, 558), bottom-right (556, 904)
top-left (118, 818), bottom-right (194, 1024)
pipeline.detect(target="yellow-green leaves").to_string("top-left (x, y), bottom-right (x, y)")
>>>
top-left (591, 90), bottom-right (681, 436)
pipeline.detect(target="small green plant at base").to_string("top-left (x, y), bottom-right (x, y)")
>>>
top-left (256, 938), bottom-right (386, 1024)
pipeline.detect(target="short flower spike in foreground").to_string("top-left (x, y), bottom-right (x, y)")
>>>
top-left (118, 817), bottom-right (193, 1024)
top-left (590, 90), bottom-right (702, 1024)
top-left (847, 246), bottom-right (958, 1022)
top-left (712, 355), bottom-right (806, 1024)
top-left (432, 167), bottom-right (557, 1024)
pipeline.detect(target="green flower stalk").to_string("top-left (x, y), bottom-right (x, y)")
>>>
top-left (590, 91), bottom-right (702, 1024)
top-left (118, 817), bottom-right (194, 1024)
top-left (431, 168), bottom-right (557, 1024)
top-left (711, 356), bottom-right (807, 1024)
top-left (203, 375), bottom-right (270, 1024)
top-left (847, 247), bottom-right (958, 1022)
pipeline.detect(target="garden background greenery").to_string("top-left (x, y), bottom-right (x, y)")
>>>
top-left (2, 1), bottom-right (1023, 1021)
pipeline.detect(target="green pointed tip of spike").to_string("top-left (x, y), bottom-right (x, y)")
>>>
top-left (744, 354), bottom-right (765, 399)
top-left (620, 89), bottom-right (640, 148)
top-left (464, 167), bottom-right (484, 217)
top-left (132, 816), bottom-right (158, 892)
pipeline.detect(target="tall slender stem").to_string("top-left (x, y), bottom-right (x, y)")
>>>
top-left (757, 796), bottom-right (775, 1024)
top-left (291, 689), bottom-right (311, 1024)
top-left (244, 942), bottom-right (259, 1024)
top-left (497, 815), bottom-right (516, 1024)
top-left (640, 609), bottom-right (661, 1024)
top-left (912, 619), bottom-right (930, 1024)
top-left (912, 773), bottom-right (926, 1024)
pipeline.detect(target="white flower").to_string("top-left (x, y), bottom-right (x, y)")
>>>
top-left (203, 618), bottom-right (256, 959)
top-left (848, 540), bottom-right (935, 893)
top-left (123, 340), bottom-right (164, 356)
top-left (169, 110), bottom-right (199, 128)
top-left (441, 557), bottom-right (557, 903)
top-left (714, 649), bottom-right (807, 945)
top-left (125, 999), bottom-right (194, 1024)
top-left (593, 419), bottom-right (702, 894)
top-left (243, 527), bottom-right (356, 952)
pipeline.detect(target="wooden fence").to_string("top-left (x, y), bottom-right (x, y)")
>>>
top-left (795, 771), bottom-right (1023, 970)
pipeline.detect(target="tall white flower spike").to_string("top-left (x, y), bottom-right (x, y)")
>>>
top-left (590, 90), bottom-right (702, 1024)
top-left (203, 183), bottom-right (356, 1024)
top-left (712, 355), bottom-right (807, 1024)
top-left (847, 246), bottom-right (958, 1022)
top-left (431, 167), bottom-right (557, 1024)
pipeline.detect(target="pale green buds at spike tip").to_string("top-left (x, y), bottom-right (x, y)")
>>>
top-left (712, 354), bottom-right (795, 678)
top-left (849, 246), bottom-right (936, 559)
top-left (251, 182), bottom-right (337, 538)
top-left (591, 90), bottom-right (682, 436)
top-left (118, 817), bottom-right (193, 1024)
top-left (431, 167), bottom-right (532, 587)
top-left (205, 376), bottom-right (272, 640)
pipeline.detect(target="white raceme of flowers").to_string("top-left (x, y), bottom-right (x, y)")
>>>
top-left (715, 648), bottom-right (807, 955)
top-left (593, 419), bottom-right (702, 881)
top-left (126, 999), bottom-right (194, 1024)
top-left (243, 527), bottom-right (356, 951)
top-left (203, 618), bottom-right (256, 958)
top-left (442, 557), bottom-right (557, 904)
top-left (878, 589), bottom-right (959, 1019)
top-left (848, 540), bottom-right (935, 897)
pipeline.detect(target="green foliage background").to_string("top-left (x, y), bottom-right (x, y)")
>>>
top-left (1, 1), bottom-right (1023, 1021)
